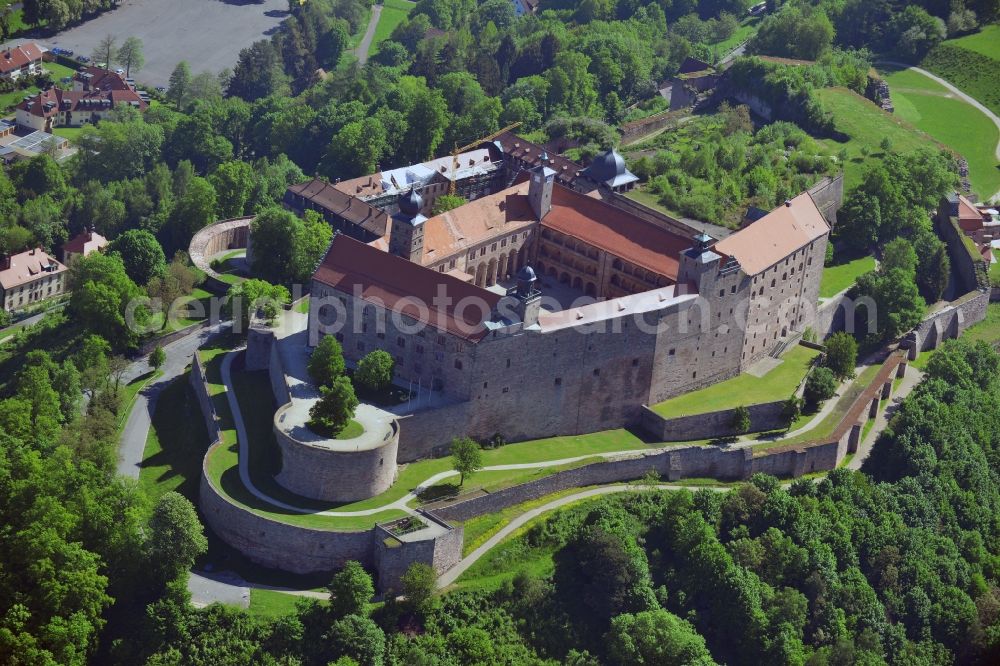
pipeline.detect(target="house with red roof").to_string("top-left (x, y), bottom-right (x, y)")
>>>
top-left (15, 67), bottom-right (147, 132)
top-left (0, 43), bottom-right (45, 82)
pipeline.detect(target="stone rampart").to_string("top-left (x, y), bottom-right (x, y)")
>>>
top-left (806, 174), bottom-right (844, 227)
top-left (188, 217), bottom-right (254, 294)
top-left (910, 290), bottom-right (989, 352)
top-left (273, 412), bottom-right (400, 502)
top-left (639, 400), bottom-right (789, 442)
top-left (373, 512), bottom-right (463, 594)
top-left (190, 354), bottom-right (222, 447)
top-left (199, 461), bottom-right (377, 573)
top-left (937, 212), bottom-right (989, 293)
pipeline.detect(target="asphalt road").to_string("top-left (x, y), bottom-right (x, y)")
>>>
top-left (24, 0), bottom-right (290, 88)
top-left (117, 322), bottom-right (227, 479)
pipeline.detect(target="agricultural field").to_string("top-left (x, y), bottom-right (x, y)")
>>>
top-left (921, 24), bottom-right (1000, 117)
top-left (881, 66), bottom-right (999, 199)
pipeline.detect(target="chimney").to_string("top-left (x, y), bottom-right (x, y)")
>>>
top-left (784, 200), bottom-right (792, 207)
top-left (0, 254), bottom-right (9, 271)
top-left (87, 225), bottom-right (95, 241)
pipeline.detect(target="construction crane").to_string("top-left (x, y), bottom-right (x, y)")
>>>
top-left (448, 122), bottom-right (522, 195)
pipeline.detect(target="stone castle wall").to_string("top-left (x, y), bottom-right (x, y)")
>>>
top-left (639, 400), bottom-right (790, 442)
top-left (806, 175), bottom-right (844, 227)
top-left (273, 412), bottom-right (400, 503)
top-left (190, 354), bottom-right (221, 447)
top-left (373, 512), bottom-right (464, 594)
top-left (912, 290), bottom-right (989, 352)
top-left (187, 217), bottom-right (253, 294)
top-left (199, 464), bottom-right (377, 573)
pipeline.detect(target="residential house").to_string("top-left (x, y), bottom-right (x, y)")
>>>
top-left (0, 248), bottom-right (68, 313)
top-left (61, 227), bottom-right (108, 264)
top-left (0, 43), bottom-right (45, 82)
top-left (15, 67), bottom-right (147, 132)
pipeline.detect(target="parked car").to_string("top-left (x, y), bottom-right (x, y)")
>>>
top-left (115, 68), bottom-right (125, 75)
top-left (155, 85), bottom-right (167, 93)
top-left (51, 47), bottom-right (65, 56)
top-left (77, 55), bottom-right (90, 63)
top-left (60, 76), bottom-right (72, 84)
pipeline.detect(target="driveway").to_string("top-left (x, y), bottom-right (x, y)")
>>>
top-left (25, 0), bottom-right (290, 87)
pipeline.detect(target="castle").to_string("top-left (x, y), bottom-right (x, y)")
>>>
top-left (303, 140), bottom-right (831, 450)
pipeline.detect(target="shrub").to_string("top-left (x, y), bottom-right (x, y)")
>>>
top-left (731, 405), bottom-right (752, 434)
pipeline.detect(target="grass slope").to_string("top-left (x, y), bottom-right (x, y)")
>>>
top-left (369, 0), bottom-right (413, 57)
top-left (815, 87), bottom-right (946, 190)
top-left (820, 255), bottom-right (876, 298)
top-left (921, 25), bottom-right (1000, 117)
top-left (651, 345), bottom-right (819, 419)
top-left (882, 66), bottom-right (1000, 199)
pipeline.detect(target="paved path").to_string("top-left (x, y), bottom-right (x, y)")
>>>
top-left (352, 4), bottom-right (382, 65)
top-left (878, 61), bottom-right (1000, 201)
top-left (117, 322), bottom-right (227, 478)
top-left (438, 483), bottom-right (727, 587)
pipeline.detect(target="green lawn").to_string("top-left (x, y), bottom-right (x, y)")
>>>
top-left (294, 299), bottom-right (310, 314)
top-left (820, 255), bottom-right (876, 298)
top-left (815, 87), bottom-right (948, 190)
top-left (369, 0), bottom-right (413, 57)
top-left (248, 589), bottom-right (317, 618)
top-left (708, 16), bottom-right (760, 55)
top-left (651, 345), bottom-right (819, 419)
top-left (961, 301), bottom-right (1000, 347)
top-left (752, 362), bottom-right (882, 453)
top-left (882, 66), bottom-right (1000, 199)
top-left (0, 84), bottom-right (38, 112)
top-left (990, 249), bottom-right (1000, 286)
top-left (51, 126), bottom-right (90, 141)
top-left (942, 23), bottom-right (1000, 60)
top-left (43, 61), bottom-right (78, 82)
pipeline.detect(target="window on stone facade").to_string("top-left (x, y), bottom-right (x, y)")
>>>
top-left (437, 335), bottom-right (445, 345)
top-left (807, 257), bottom-right (812, 265)
top-left (491, 243), bottom-right (497, 251)
top-left (483, 382), bottom-right (488, 388)
top-left (416, 345), bottom-right (424, 354)
top-left (771, 279), bottom-right (776, 288)
top-left (480, 247), bottom-right (486, 256)
top-left (501, 239), bottom-right (507, 247)
top-left (397, 337), bottom-right (405, 347)
top-left (377, 332), bottom-right (385, 340)
top-left (554, 377), bottom-right (562, 385)
top-left (502, 387), bottom-right (509, 393)
top-left (454, 359), bottom-right (462, 369)
top-left (357, 341), bottom-right (364, 351)
top-left (632, 358), bottom-right (639, 367)
top-left (719, 289), bottom-right (724, 297)
top-left (438, 266), bottom-right (445, 272)
top-left (506, 358), bottom-right (511, 368)
top-left (692, 371), bottom-right (697, 378)
top-left (593, 368), bottom-right (600, 376)
top-left (468, 252), bottom-right (475, 261)
top-left (731, 285), bottom-right (736, 293)
top-left (669, 348), bottom-right (675, 356)
top-left (335, 333), bottom-right (343, 342)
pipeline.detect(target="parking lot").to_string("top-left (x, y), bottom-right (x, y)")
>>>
top-left (34, 0), bottom-right (289, 87)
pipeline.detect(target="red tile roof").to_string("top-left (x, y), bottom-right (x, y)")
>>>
top-left (0, 43), bottom-right (44, 75)
top-left (487, 132), bottom-right (585, 189)
top-left (542, 185), bottom-right (688, 280)
top-left (17, 85), bottom-right (146, 118)
top-left (313, 234), bottom-right (501, 341)
top-left (62, 229), bottom-right (108, 258)
top-left (287, 179), bottom-right (389, 237)
top-left (0, 248), bottom-right (66, 290)
top-left (714, 193), bottom-right (829, 276)
top-left (74, 66), bottom-right (133, 92)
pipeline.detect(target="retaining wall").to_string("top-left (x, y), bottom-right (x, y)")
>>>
top-left (937, 212), bottom-right (989, 293)
top-left (188, 217), bottom-right (254, 294)
top-left (190, 354), bottom-right (222, 447)
top-left (911, 290), bottom-right (989, 352)
top-left (639, 400), bottom-right (789, 441)
top-left (199, 464), bottom-right (376, 573)
top-left (374, 512), bottom-right (463, 594)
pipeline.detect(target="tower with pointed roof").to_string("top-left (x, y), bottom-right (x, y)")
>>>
top-left (388, 188), bottom-right (428, 263)
top-left (528, 152), bottom-right (556, 220)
